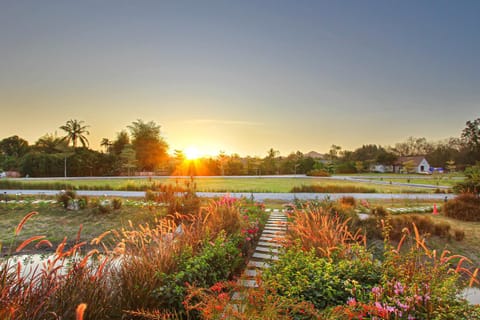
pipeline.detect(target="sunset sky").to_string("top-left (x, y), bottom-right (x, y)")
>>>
top-left (1, 1), bottom-right (479, 157)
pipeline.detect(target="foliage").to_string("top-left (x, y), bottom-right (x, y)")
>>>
top-left (444, 193), bottom-right (480, 221)
top-left (306, 169), bottom-right (330, 176)
top-left (454, 163), bottom-right (480, 194)
top-left (264, 245), bottom-right (381, 310)
top-left (184, 280), bottom-right (321, 319)
top-left (112, 198), bottom-right (123, 210)
top-left (56, 190), bottom-right (77, 209)
top-left (128, 119), bottom-right (169, 171)
top-left (59, 119), bottom-right (90, 148)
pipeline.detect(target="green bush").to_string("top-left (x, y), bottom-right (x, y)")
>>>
top-left (264, 246), bottom-right (381, 310)
top-left (444, 193), bottom-right (480, 221)
top-left (56, 190), bottom-right (76, 209)
top-left (152, 233), bottom-right (242, 312)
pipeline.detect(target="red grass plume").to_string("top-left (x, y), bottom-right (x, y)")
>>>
top-left (76, 303), bottom-right (87, 320)
top-left (15, 211), bottom-right (39, 235)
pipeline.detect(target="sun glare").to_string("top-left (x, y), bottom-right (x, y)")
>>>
top-left (184, 147), bottom-right (200, 160)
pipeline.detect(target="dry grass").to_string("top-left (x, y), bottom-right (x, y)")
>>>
top-left (287, 207), bottom-right (365, 259)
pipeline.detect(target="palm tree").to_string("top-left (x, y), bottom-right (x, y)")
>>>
top-left (60, 119), bottom-right (90, 148)
top-left (100, 138), bottom-right (113, 153)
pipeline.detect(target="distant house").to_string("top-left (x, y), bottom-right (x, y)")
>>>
top-left (370, 164), bottom-right (393, 173)
top-left (393, 156), bottom-right (430, 174)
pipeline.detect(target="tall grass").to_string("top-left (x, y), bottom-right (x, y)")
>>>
top-left (1, 195), bottom-right (265, 319)
top-left (287, 207), bottom-right (365, 259)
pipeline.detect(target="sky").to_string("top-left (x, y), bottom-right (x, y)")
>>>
top-left (1, 0), bottom-right (479, 157)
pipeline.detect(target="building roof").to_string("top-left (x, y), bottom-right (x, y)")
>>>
top-left (395, 156), bottom-right (428, 166)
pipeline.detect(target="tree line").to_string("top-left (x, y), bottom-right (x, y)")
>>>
top-left (0, 118), bottom-right (479, 177)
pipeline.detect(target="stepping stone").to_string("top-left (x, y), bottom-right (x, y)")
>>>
top-left (252, 252), bottom-right (279, 261)
top-left (257, 241), bottom-right (282, 247)
top-left (264, 226), bottom-right (286, 231)
top-left (231, 292), bottom-right (246, 301)
top-left (244, 269), bottom-right (258, 277)
top-left (248, 261), bottom-right (270, 268)
top-left (239, 279), bottom-right (258, 288)
top-left (255, 246), bottom-right (279, 254)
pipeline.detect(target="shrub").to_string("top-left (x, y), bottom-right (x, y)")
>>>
top-left (112, 198), bottom-right (122, 210)
top-left (444, 193), bottom-right (480, 221)
top-left (339, 196), bottom-right (356, 207)
top-left (97, 200), bottom-right (112, 214)
top-left (433, 221), bottom-right (451, 238)
top-left (77, 196), bottom-right (88, 209)
top-left (145, 189), bottom-right (157, 202)
top-left (263, 247), bottom-right (348, 309)
top-left (291, 184), bottom-right (376, 193)
top-left (56, 190), bottom-right (76, 209)
top-left (307, 169), bottom-right (331, 177)
top-left (453, 228), bottom-right (466, 241)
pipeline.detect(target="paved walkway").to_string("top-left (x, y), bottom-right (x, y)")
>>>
top-left (235, 209), bottom-right (287, 294)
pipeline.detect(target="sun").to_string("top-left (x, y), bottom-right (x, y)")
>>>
top-left (184, 147), bottom-right (200, 160)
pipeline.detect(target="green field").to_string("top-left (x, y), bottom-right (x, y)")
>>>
top-left (3, 176), bottom-right (445, 193)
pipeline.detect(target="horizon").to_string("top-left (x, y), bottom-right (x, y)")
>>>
top-left (1, 1), bottom-right (479, 157)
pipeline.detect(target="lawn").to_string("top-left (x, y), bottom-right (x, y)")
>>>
top-left (3, 176), bottom-right (438, 193)
top-left (0, 199), bottom-right (166, 254)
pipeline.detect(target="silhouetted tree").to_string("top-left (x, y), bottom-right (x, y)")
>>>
top-left (60, 119), bottom-right (90, 148)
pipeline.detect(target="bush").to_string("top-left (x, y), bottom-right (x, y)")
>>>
top-left (444, 193), bottom-right (480, 221)
top-left (433, 221), bottom-right (451, 238)
top-left (291, 184), bottom-right (376, 193)
top-left (77, 196), bottom-right (88, 209)
top-left (145, 189), bottom-right (156, 202)
top-left (56, 190), bottom-right (76, 209)
top-left (307, 169), bottom-right (331, 177)
top-left (97, 200), bottom-right (112, 214)
top-left (453, 228), bottom-right (465, 241)
top-left (112, 198), bottom-right (122, 210)
top-left (339, 196), bottom-right (356, 207)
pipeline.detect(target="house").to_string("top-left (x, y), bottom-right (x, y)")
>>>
top-left (370, 164), bottom-right (394, 173)
top-left (393, 156), bottom-right (430, 174)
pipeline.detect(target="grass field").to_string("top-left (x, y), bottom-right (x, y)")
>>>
top-left (0, 200), bottom-right (166, 254)
top-left (2, 176), bottom-right (441, 193)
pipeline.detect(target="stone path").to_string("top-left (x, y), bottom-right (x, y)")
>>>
top-left (236, 209), bottom-right (288, 291)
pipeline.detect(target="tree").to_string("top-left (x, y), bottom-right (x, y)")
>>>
top-left (100, 138), bottom-right (113, 153)
top-left (35, 133), bottom-right (67, 153)
top-left (119, 145), bottom-right (137, 176)
top-left (328, 144), bottom-right (342, 161)
top-left (60, 119), bottom-right (90, 148)
top-left (461, 118), bottom-right (480, 164)
top-left (262, 148), bottom-right (279, 175)
top-left (112, 130), bottom-right (130, 155)
top-left (392, 137), bottom-right (433, 156)
top-left (128, 119), bottom-right (168, 171)
top-left (0, 135), bottom-right (29, 157)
